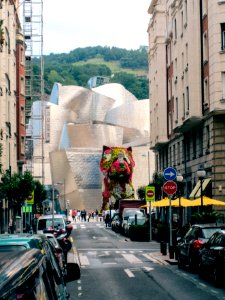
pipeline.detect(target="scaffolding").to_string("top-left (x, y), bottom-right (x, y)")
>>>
top-left (21, 0), bottom-right (45, 184)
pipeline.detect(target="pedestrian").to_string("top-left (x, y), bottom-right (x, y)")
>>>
top-left (72, 209), bottom-right (76, 222)
top-left (105, 214), bottom-right (110, 227)
top-left (8, 218), bottom-right (15, 233)
top-left (32, 216), bottom-right (38, 233)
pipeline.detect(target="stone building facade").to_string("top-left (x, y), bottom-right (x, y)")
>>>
top-left (148, 0), bottom-right (225, 201)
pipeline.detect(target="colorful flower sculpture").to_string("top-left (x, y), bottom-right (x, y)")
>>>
top-left (100, 145), bottom-right (135, 210)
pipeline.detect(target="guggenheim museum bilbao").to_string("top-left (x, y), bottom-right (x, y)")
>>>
top-left (27, 82), bottom-right (154, 211)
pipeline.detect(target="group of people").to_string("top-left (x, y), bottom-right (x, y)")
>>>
top-left (70, 209), bottom-right (101, 222)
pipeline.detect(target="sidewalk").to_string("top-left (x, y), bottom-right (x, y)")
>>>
top-left (149, 251), bottom-right (178, 265)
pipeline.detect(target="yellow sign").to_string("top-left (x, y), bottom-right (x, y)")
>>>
top-left (145, 186), bottom-right (155, 202)
top-left (26, 191), bottom-right (34, 205)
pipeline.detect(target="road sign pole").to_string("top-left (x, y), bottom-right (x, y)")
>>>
top-left (149, 202), bottom-right (152, 241)
top-left (169, 195), bottom-right (172, 248)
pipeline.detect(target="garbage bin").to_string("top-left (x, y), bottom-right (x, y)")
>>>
top-left (160, 241), bottom-right (167, 256)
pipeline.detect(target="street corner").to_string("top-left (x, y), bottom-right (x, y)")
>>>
top-left (147, 251), bottom-right (178, 266)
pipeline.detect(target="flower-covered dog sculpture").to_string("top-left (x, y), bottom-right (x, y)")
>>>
top-left (100, 146), bottom-right (135, 210)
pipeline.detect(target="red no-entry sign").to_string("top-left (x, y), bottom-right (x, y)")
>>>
top-left (163, 181), bottom-right (177, 195)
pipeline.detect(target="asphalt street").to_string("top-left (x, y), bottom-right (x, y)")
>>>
top-left (67, 221), bottom-right (225, 300)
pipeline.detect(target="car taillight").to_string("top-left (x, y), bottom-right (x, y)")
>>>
top-left (193, 240), bottom-right (204, 249)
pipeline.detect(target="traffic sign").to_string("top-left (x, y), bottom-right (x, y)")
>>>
top-left (163, 167), bottom-right (177, 181)
top-left (163, 181), bottom-right (177, 195)
top-left (145, 186), bottom-right (155, 202)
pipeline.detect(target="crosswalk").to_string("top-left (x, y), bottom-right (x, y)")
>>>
top-left (77, 249), bottom-right (169, 269)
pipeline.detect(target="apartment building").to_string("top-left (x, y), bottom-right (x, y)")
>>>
top-left (0, 0), bottom-right (24, 232)
top-left (148, 0), bottom-right (225, 201)
top-left (0, 0), bottom-right (21, 174)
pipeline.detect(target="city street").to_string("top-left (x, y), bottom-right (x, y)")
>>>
top-left (67, 221), bottom-right (225, 300)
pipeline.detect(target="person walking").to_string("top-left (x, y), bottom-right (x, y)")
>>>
top-left (105, 214), bottom-right (110, 228)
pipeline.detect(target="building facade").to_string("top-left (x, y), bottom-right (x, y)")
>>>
top-left (148, 0), bottom-right (225, 201)
top-left (0, 0), bottom-right (24, 232)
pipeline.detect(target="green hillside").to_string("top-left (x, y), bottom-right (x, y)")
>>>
top-left (41, 46), bottom-right (149, 100)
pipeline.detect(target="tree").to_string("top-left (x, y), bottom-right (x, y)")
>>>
top-left (0, 170), bottom-right (34, 215)
top-left (137, 186), bottom-right (146, 201)
top-left (33, 180), bottom-right (46, 214)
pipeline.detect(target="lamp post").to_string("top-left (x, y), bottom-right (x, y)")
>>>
top-left (197, 166), bottom-right (206, 212)
top-left (176, 173), bottom-right (184, 227)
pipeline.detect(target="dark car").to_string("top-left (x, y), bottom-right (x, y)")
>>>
top-left (111, 213), bottom-right (121, 233)
top-left (199, 230), bottom-right (225, 286)
top-left (0, 233), bottom-right (66, 274)
top-left (177, 224), bottom-right (225, 270)
top-left (0, 248), bottom-right (70, 299)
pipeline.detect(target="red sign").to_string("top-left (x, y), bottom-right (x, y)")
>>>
top-left (147, 190), bottom-right (154, 197)
top-left (163, 181), bottom-right (177, 195)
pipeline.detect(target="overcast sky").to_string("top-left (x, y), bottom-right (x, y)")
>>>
top-left (43, 0), bottom-right (150, 54)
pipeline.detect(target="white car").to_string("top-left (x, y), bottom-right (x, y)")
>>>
top-left (37, 214), bottom-right (67, 234)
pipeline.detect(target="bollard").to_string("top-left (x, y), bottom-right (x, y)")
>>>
top-left (161, 241), bottom-right (167, 256)
top-left (169, 245), bottom-right (174, 259)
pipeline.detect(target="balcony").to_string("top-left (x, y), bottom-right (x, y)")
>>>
top-left (174, 116), bottom-right (203, 134)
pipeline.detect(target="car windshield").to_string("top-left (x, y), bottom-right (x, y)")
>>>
top-left (38, 218), bottom-right (64, 230)
top-left (0, 245), bottom-right (27, 252)
top-left (202, 227), bottom-right (223, 239)
top-left (128, 217), bottom-right (146, 225)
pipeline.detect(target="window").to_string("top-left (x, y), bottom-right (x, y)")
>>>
top-left (177, 142), bottom-right (180, 165)
top-left (183, 93), bottom-right (185, 118)
top-left (198, 128), bottom-right (203, 157)
top-left (203, 32), bottom-right (208, 62)
top-left (173, 144), bottom-right (176, 166)
top-left (176, 97), bottom-right (178, 120)
top-left (181, 11), bottom-right (183, 36)
top-left (202, 0), bottom-right (207, 17)
top-left (186, 86), bottom-right (189, 111)
top-left (206, 125), bottom-right (210, 150)
top-left (20, 107), bottom-right (25, 124)
top-left (204, 78), bottom-right (209, 104)
top-left (184, 0), bottom-right (188, 25)
top-left (222, 72), bottom-right (225, 99)
top-left (221, 23), bottom-right (225, 50)
top-left (192, 132), bottom-right (196, 159)
top-left (174, 18), bottom-right (177, 40)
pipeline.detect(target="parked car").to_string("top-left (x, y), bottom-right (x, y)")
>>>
top-left (0, 233), bottom-right (66, 276)
top-left (0, 248), bottom-right (70, 299)
top-left (177, 224), bottom-right (225, 270)
top-left (121, 209), bottom-right (145, 235)
top-left (199, 230), bottom-right (225, 286)
top-left (37, 214), bottom-right (72, 234)
top-left (123, 215), bottom-right (146, 237)
top-left (111, 213), bottom-right (121, 233)
top-left (45, 232), bottom-right (66, 274)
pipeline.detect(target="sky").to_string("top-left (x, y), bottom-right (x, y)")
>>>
top-left (43, 0), bottom-right (150, 55)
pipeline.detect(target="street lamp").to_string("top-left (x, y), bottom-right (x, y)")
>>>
top-left (176, 173), bottom-right (184, 227)
top-left (197, 166), bottom-right (206, 211)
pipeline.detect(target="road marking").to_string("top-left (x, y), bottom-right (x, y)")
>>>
top-left (124, 268), bottom-right (135, 277)
top-left (122, 254), bottom-right (142, 264)
top-left (143, 266), bottom-right (154, 272)
top-left (103, 262), bottom-right (117, 265)
top-left (79, 255), bottom-right (90, 265)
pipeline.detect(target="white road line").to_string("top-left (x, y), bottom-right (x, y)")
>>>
top-left (79, 255), bottom-right (90, 266)
top-left (143, 266), bottom-right (154, 272)
top-left (103, 262), bottom-right (117, 265)
top-left (122, 254), bottom-right (143, 264)
top-left (124, 268), bottom-right (135, 277)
